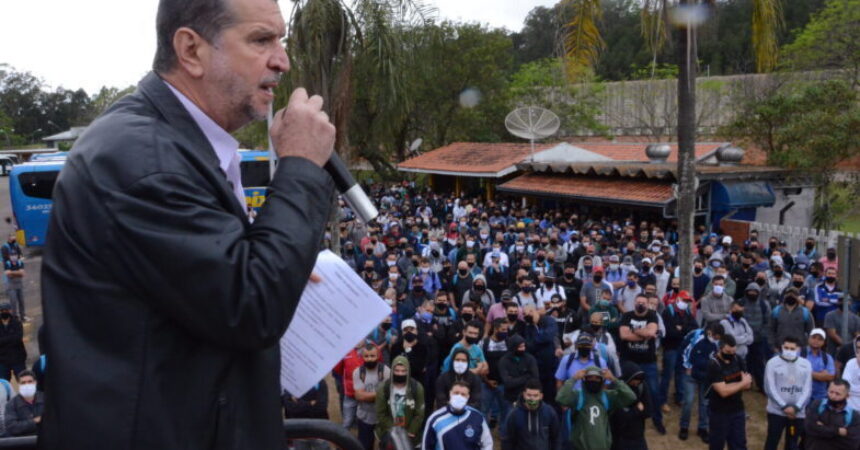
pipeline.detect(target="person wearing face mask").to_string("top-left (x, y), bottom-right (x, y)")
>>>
top-left (556, 365), bottom-right (636, 450)
top-left (353, 345), bottom-right (391, 450)
top-left (423, 381), bottom-right (493, 450)
top-left (535, 275), bottom-right (566, 310)
top-left (692, 259), bottom-right (712, 302)
top-left (614, 271), bottom-right (642, 314)
top-left (484, 253), bottom-right (510, 299)
top-left (610, 361), bottom-right (652, 450)
top-left (719, 301), bottom-right (754, 360)
top-left (441, 322), bottom-right (489, 377)
top-left (390, 320), bottom-right (430, 389)
top-left (414, 257), bottom-right (442, 296)
top-left (770, 288), bottom-right (815, 355)
top-left (579, 266), bottom-right (613, 313)
top-left (764, 336), bottom-right (813, 450)
top-left (804, 379), bottom-right (860, 450)
top-left (706, 335), bottom-right (754, 450)
top-left (375, 355), bottom-right (425, 445)
top-left (0, 303), bottom-right (25, 383)
top-left (513, 276), bottom-right (539, 310)
top-left (704, 267), bottom-right (737, 300)
top-left (679, 323), bottom-right (725, 442)
top-left (659, 291), bottom-right (698, 412)
top-left (480, 320), bottom-right (510, 434)
top-left (637, 257), bottom-right (657, 289)
top-left (334, 340), bottom-right (369, 430)
top-left (546, 294), bottom-right (577, 342)
top-left (651, 257), bottom-right (672, 300)
top-left (619, 294), bottom-right (664, 434)
top-left (4, 370), bottom-right (42, 437)
top-left (701, 275), bottom-right (733, 328)
top-left (499, 335), bottom-right (540, 405)
top-left (452, 261), bottom-right (476, 308)
top-left (803, 328), bottom-right (836, 402)
top-left (502, 379), bottom-right (561, 450)
top-left (556, 333), bottom-right (610, 391)
top-left (819, 246), bottom-right (838, 272)
top-left (378, 264), bottom-right (407, 300)
top-left (814, 267), bottom-right (845, 325)
top-left (558, 265), bottom-right (583, 311)
top-left (574, 255), bottom-right (595, 281)
top-left (463, 275), bottom-right (495, 311)
top-left (797, 238), bottom-right (819, 261)
top-left (731, 254), bottom-right (758, 299)
top-left (740, 283), bottom-right (772, 393)
top-left (788, 269), bottom-right (815, 309)
top-left (603, 255), bottom-right (626, 290)
top-left (766, 261), bottom-right (791, 306)
top-left (435, 349), bottom-right (483, 410)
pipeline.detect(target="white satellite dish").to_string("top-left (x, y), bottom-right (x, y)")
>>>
top-left (408, 138), bottom-right (423, 156)
top-left (505, 106), bottom-right (560, 159)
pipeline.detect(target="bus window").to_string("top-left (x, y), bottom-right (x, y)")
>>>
top-left (240, 160), bottom-right (270, 187)
top-left (19, 171), bottom-right (59, 199)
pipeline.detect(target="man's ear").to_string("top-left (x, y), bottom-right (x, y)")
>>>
top-left (172, 27), bottom-right (209, 78)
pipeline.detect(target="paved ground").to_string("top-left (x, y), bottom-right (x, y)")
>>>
top-left (0, 175), bottom-right (42, 370)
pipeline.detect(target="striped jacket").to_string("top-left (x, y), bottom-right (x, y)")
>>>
top-left (422, 405), bottom-right (492, 450)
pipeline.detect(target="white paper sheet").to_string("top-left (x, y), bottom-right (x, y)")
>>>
top-left (280, 249), bottom-right (391, 397)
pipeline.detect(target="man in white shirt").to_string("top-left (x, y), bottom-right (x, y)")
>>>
top-left (841, 336), bottom-right (860, 413)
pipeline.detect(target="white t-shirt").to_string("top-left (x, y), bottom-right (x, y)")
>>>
top-left (843, 358), bottom-right (860, 413)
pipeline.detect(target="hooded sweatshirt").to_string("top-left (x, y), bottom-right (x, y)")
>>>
top-left (501, 398), bottom-right (561, 450)
top-left (610, 361), bottom-right (650, 447)
top-left (765, 353), bottom-right (813, 418)
top-left (374, 355), bottom-right (425, 439)
top-left (498, 335), bottom-right (540, 402)
top-left (435, 348), bottom-right (483, 409)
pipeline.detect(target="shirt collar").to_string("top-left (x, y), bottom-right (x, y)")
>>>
top-left (163, 81), bottom-right (239, 174)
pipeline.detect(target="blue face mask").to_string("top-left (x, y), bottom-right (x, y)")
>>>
top-left (496, 332), bottom-right (508, 341)
top-left (420, 312), bottom-right (433, 323)
top-left (627, 280), bottom-right (637, 288)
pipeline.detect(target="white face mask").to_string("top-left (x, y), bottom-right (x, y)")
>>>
top-left (453, 361), bottom-right (469, 375)
top-left (19, 384), bottom-right (36, 398)
top-left (713, 285), bottom-right (725, 295)
top-left (707, 336), bottom-right (718, 344)
top-left (466, 240), bottom-right (475, 248)
top-left (609, 264), bottom-right (619, 271)
top-left (516, 245), bottom-right (525, 252)
top-left (389, 273), bottom-right (399, 280)
top-left (480, 233), bottom-right (489, 240)
top-left (387, 260), bottom-right (396, 267)
top-left (420, 267), bottom-right (430, 273)
top-left (449, 393), bottom-right (468, 410)
top-left (676, 301), bottom-right (689, 311)
top-left (782, 348), bottom-right (798, 360)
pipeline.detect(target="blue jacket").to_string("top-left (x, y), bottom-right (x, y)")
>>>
top-left (681, 329), bottom-right (717, 382)
top-left (423, 405), bottom-right (493, 450)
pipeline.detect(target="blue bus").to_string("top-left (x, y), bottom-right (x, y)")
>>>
top-left (9, 149), bottom-right (272, 247)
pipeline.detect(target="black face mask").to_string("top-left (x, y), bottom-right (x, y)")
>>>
top-left (593, 275), bottom-right (603, 283)
top-left (524, 315), bottom-right (534, 324)
top-left (806, 243), bottom-right (815, 250)
top-left (827, 252), bottom-right (836, 259)
top-left (826, 276), bottom-right (836, 284)
top-left (436, 303), bottom-right (448, 312)
top-left (364, 361), bottom-right (378, 369)
top-left (635, 304), bottom-right (647, 314)
top-left (564, 273), bottom-right (574, 281)
top-left (474, 285), bottom-right (486, 292)
top-left (413, 285), bottom-right (424, 293)
top-left (747, 293), bottom-right (758, 301)
top-left (403, 332), bottom-right (418, 343)
top-left (458, 269), bottom-right (469, 276)
top-left (742, 263), bottom-right (750, 269)
top-left (364, 267), bottom-right (375, 273)
top-left (465, 336), bottom-right (480, 345)
top-left (792, 281), bottom-right (804, 288)
top-left (514, 349), bottom-right (526, 357)
top-left (590, 324), bottom-right (602, 334)
top-left (0, 313), bottom-right (10, 320)
top-left (756, 278), bottom-right (767, 286)
top-left (537, 256), bottom-right (546, 263)
top-left (392, 374), bottom-right (407, 384)
top-left (720, 352), bottom-right (735, 362)
top-left (784, 296), bottom-right (798, 306)
top-left (545, 282), bottom-right (554, 289)
top-left (773, 269), bottom-right (783, 276)
top-left (576, 347), bottom-right (592, 359)
top-left (731, 311), bottom-right (744, 320)
top-left (584, 380), bottom-right (603, 393)
top-left (381, 322), bottom-right (392, 331)
top-left (694, 267), bottom-right (703, 274)
top-left (366, 249), bottom-right (374, 256)
top-left (461, 313), bottom-right (474, 322)
top-left (507, 313), bottom-right (518, 322)
top-left (654, 265), bottom-right (664, 273)
top-left (467, 262), bottom-right (475, 268)
top-left (829, 399), bottom-right (847, 410)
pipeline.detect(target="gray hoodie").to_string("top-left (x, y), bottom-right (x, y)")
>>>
top-left (764, 353), bottom-right (813, 418)
top-left (719, 315), bottom-right (754, 358)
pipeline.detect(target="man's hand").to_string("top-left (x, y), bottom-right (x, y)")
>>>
top-left (309, 272), bottom-right (322, 283)
top-left (636, 402), bottom-right (644, 412)
top-left (573, 369), bottom-right (586, 381)
top-left (33, 416), bottom-right (41, 424)
top-left (783, 406), bottom-right (796, 419)
top-left (602, 368), bottom-right (615, 382)
top-left (741, 373), bottom-right (753, 389)
top-left (271, 88), bottom-right (336, 167)
top-left (839, 427), bottom-right (848, 437)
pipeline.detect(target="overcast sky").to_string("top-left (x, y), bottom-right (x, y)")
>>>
top-left (1, 0), bottom-right (555, 95)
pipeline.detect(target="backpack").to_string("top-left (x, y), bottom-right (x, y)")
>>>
top-left (563, 343), bottom-right (607, 375)
top-left (358, 364), bottom-right (385, 383)
top-left (0, 379), bottom-right (11, 400)
top-left (772, 305), bottom-right (810, 322)
top-left (818, 399), bottom-right (854, 425)
top-left (800, 347), bottom-right (830, 367)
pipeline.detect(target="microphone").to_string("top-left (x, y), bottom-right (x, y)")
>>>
top-left (324, 153), bottom-right (379, 223)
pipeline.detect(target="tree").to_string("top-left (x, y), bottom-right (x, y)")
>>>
top-left (723, 80), bottom-right (860, 230)
top-left (511, 6), bottom-right (561, 66)
top-left (781, 0), bottom-right (860, 86)
top-left (86, 85), bottom-right (136, 123)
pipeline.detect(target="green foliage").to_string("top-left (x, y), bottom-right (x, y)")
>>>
top-left (510, 6), bottom-right (561, 66)
top-left (722, 79), bottom-right (860, 230)
top-left (629, 62), bottom-right (679, 80)
top-left (780, 0), bottom-right (860, 86)
top-left (509, 57), bottom-right (608, 137)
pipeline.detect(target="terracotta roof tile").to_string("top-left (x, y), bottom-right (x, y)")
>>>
top-left (498, 174), bottom-right (673, 206)
top-left (398, 141), bottom-right (723, 175)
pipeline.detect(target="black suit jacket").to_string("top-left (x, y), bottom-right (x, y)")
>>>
top-left (38, 72), bottom-right (334, 449)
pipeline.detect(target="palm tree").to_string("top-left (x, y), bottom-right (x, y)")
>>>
top-left (558, 0), bottom-right (782, 292)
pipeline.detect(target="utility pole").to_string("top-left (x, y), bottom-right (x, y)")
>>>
top-left (676, 0), bottom-right (698, 292)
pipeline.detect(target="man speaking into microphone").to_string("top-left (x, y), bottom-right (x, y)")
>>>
top-left (38, 0), bottom-right (335, 448)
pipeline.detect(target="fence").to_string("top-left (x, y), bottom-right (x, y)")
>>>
top-left (747, 221), bottom-right (858, 255)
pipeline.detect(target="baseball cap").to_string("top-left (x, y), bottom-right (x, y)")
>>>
top-left (401, 319), bottom-right (417, 330)
top-left (810, 328), bottom-right (826, 340)
top-left (678, 290), bottom-right (693, 301)
top-left (501, 289), bottom-right (513, 300)
top-left (593, 266), bottom-right (605, 274)
top-left (641, 257), bottom-right (653, 265)
top-left (609, 255), bottom-right (620, 262)
top-left (576, 333), bottom-right (595, 346)
top-left (584, 366), bottom-right (604, 379)
top-left (722, 236), bottom-right (732, 244)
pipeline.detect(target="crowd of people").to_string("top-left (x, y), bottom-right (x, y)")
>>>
top-left (286, 182), bottom-right (860, 450)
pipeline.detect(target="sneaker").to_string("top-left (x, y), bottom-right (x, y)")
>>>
top-left (698, 428), bottom-right (709, 443)
top-left (654, 421), bottom-right (666, 435)
top-left (678, 428), bottom-right (689, 440)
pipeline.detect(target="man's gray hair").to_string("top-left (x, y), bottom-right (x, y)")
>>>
top-left (153, 0), bottom-right (237, 73)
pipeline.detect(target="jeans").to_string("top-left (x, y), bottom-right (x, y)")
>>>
top-left (342, 396), bottom-right (358, 429)
top-left (764, 413), bottom-right (804, 450)
top-left (482, 382), bottom-right (510, 437)
top-left (680, 373), bottom-right (709, 431)
top-left (6, 287), bottom-right (23, 319)
top-left (639, 362), bottom-right (662, 424)
top-left (709, 410), bottom-right (747, 450)
top-left (659, 348), bottom-right (684, 405)
top-left (357, 419), bottom-right (376, 450)
top-left (746, 338), bottom-right (769, 391)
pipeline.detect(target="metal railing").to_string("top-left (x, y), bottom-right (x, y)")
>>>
top-left (0, 419), bottom-right (368, 450)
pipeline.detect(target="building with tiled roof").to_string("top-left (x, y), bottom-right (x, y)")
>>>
top-left (398, 140), bottom-right (815, 229)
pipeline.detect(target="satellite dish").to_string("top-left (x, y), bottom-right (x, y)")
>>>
top-left (409, 138), bottom-right (423, 155)
top-left (505, 107), bottom-right (560, 159)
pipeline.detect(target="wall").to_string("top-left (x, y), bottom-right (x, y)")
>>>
top-left (754, 183), bottom-right (816, 228)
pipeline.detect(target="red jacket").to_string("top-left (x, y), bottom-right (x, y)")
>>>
top-left (334, 349), bottom-right (364, 398)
